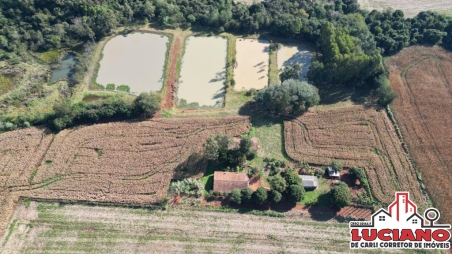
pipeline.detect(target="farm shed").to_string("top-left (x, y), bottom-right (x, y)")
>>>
top-left (328, 166), bottom-right (340, 178)
top-left (299, 175), bottom-right (318, 190)
top-left (213, 172), bottom-right (249, 193)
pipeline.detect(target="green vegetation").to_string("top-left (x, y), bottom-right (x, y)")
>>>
top-left (106, 83), bottom-right (115, 91)
top-left (331, 159), bottom-right (343, 172)
top-left (230, 189), bottom-right (242, 204)
top-left (203, 134), bottom-right (256, 167)
top-left (38, 50), bottom-right (61, 63)
top-left (0, 74), bottom-right (14, 96)
top-left (267, 174), bottom-right (287, 193)
top-left (331, 181), bottom-right (351, 208)
top-left (254, 79), bottom-right (320, 116)
top-left (268, 190), bottom-right (282, 204)
top-left (168, 178), bottom-right (204, 197)
top-left (116, 85), bottom-right (130, 93)
top-left (279, 64), bottom-right (301, 83)
top-left (133, 92), bottom-right (161, 117)
top-left (287, 185), bottom-right (305, 203)
top-left (300, 177), bottom-right (331, 206)
top-left (252, 187), bottom-right (268, 205)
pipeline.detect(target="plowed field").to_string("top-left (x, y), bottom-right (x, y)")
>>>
top-left (387, 46), bottom-right (452, 224)
top-left (0, 117), bottom-right (250, 237)
top-left (284, 106), bottom-right (424, 206)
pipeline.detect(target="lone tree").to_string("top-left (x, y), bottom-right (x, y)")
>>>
top-left (331, 159), bottom-right (343, 172)
top-left (268, 174), bottom-right (287, 193)
top-left (269, 190), bottom-right (282, 204)
top-left (254, 79), bottom-right (320, 116)
top-left (230, 188), bottom-right (242, 204)
top-left (252, 187), bottom-right (268, 205)
top-left (331, 181), bottom-right (351, 207)
top-left (287, 185), bottom-right (305, 203)
top-left (133, 92), bottom-right (161, 117)
top-left (279, 64), bottom-right (302, 83)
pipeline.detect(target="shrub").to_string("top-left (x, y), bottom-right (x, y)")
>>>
top-left (116, 85), bottom-right (130, 92)
top-left (269, 190), bottom-right (282, 203)
top-left (133, 92), bottom-right (161, 117)
top-left (168, 178), bottom-right (204, 197)
top-left (268, 174), bottom-right (287, 193)
top-left (331, 181), bottom-right (351, 207)
top-left (331, 159), bottom-right (343, 172)
top-left (252, 187), bottom-right (268, 205)
top-left (241, 188), bottom-right (254, 203)
top-left (230, 189), bottom-right (242, 204)
top-left (106, 83), bottom-right (115, 90)
top-left (284, 168), bottom-right (301, 186)
top-left (287, 185), bottom-right (305, 203)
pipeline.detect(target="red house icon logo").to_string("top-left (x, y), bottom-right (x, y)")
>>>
top-left (349, 192), bottom-right (451, 250)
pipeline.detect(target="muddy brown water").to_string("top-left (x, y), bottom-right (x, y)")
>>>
top-left (277, 43), bottom-right (314, 81)
top-left (96, 33), bottom-right (168, 94)
top-left (234, 39), bottom-right (270, 91)
top-left (177, 36), bottom-right (227, 107)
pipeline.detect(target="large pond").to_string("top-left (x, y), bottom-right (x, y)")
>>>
top-left (234, 39), bottom-right (269, 91)
top-left (50, 54), bottom-right (77, 82)
top-left (96, 33), bottom-right (168, 94)
top-left (177, 36), bottom-right (227, 107)
top-left (277, 43), bottom-right (313, 81)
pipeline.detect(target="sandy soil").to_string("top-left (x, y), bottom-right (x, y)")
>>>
top-left (358, 0), bottom-right (452, 17)
top-left (96, 33), bottom-right (168, 94)
top-left (234, 39), bottom-right (270, 91)
top-left (277, 43), bottom-right (314, 81)
top-left (178, 36), bottom-right (227, 107)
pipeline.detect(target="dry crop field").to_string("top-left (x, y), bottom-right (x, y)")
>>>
top-left (358, 0), bottom-right (452, 17)
top-left (387, 46), bottom-right (452, 224)
top-left (284, 106), bottom-right (424, 206)
top-left (0, 202), bottom-right (376, 254)
top-left (0, 117), bottom-right (250, 237)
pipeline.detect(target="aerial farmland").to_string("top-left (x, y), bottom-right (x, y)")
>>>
top-left (0, 0), bottom-right (451, 252)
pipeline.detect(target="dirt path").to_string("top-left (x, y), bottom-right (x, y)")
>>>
top-left (162, 37), bottom-right (181, 109)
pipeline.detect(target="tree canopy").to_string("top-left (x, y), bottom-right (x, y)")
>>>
top-left (254, 79), bottom-right (320, 116)
top-left (331, 181), bottom-right (351, 207)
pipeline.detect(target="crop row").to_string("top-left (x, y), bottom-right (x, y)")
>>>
top-left (387, 46), bottom-right (452, 223)
top-left (284, 106), bottom-right (424, 205)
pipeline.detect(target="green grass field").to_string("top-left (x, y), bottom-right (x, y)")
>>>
top-left (299, 177), bottom-right (332, 207)
top-left (0, 74), bottom-right (14, 96)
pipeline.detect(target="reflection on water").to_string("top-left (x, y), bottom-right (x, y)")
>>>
top-left (50, 54), bottom-right (77, 82)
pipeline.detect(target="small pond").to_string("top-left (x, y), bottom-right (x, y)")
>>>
top-left (50, 54), bottom-right (77, 82)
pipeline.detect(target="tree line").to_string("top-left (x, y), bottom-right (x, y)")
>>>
top-left (1, 0), bottom-right (451, 115)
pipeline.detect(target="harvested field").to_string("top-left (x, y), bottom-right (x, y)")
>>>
top-left (0, 202), bottom-right (373, 253)
top-left (277, 43), bottom-right (314, 81)
top-left (284, 106), bottom-right (424, 206)
top-left (358, 0), bottom-right (452, 17)
top-left (178, 36), bottom-right (227, 107)
top-left (96, 33), bottom-right (169, 94)
top-left (234, 39), bottom-right (269, 91)
top-left (0, 128), bottom-right (53, 238)
top-left (387, 46), bottom-right (452, 224)
top-left (0, 117), bottom-right (250, 238)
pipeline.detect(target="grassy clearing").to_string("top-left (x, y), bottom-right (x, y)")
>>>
top-left (37, 50), bottom-right (61, 63)
top-left (299, 177), bottom-right (332, 207)
top-left (0, 202), bottom-right (383, 253)
top-left (268, 46), bottom-right (279, 86)
top-left (0, 74), bottom-right (14, 96)
top-left (251, 115), bottom-right (289, 161)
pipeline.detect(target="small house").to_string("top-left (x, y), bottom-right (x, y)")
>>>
top-left (213, 172), bottom-right (249, 193)
top-left (328, 166), bottom-right (340, 178)
top-left (299, 175), bottom-right (319, 190)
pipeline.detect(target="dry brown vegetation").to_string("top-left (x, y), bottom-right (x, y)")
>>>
top-left (387, 46), bottom-right (452, 224)
top-left (284, 106), bottom-right (424, 205)
top-left (358, 0), bottom-right (452, 17)
top-left (0, 117), bottom-right (250, 237)
top-left (0, 128), bottom-right (53, 238)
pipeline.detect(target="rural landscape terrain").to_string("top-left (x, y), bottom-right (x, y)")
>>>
top-left (0, 0), bottom-right (452, 252)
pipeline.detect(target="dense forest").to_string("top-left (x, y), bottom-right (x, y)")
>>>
top-left (0, 0), bottom-right (451, 126)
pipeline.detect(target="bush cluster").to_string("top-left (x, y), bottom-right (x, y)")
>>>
top-left (169, 178), bottom-right (204, 197)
